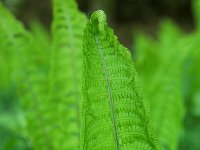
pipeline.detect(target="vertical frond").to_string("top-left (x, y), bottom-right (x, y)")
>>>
top-left (81, 10), bottom-right (160, 150)
top-left (49, 0), bottom-right (87, 149)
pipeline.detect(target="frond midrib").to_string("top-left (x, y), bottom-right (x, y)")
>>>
top-left (95, 34), bottom-right (120, 150)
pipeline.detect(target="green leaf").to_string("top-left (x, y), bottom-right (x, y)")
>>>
top-left (148, 37), bottom-right (192, 150)
top-left (29, 20), bottom-right (51, 68)
top-left (134, 31), bottom-right (160, 89)
top-left (193, 0), bottom-right (200, 30)
top-left (48, 0), bottom-right (87, 149)
top-left (0, 3), bottom-right (32, 150)
top-left (0, 3), bottom-right (29, 90)
top-left (81, 10), bottom-right (160, 150)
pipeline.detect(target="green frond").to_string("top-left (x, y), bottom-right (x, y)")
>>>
top-left (81, 10), bottom-right (160, 150)
top-left (0, 3), bottom-right (33, 149)
top-left (193, 0), bottom-right (200, 30)
top-left (179, 33), bottom-right (200, 150)
top-left (148, 36), bottom-right (191, 150)
top-left (48, 0), bottom-right (87, 149)
top-left (158, 19), bottom-right (183, 61)
top-left (134, 18), bottom-right (189, 150)
top-left (183, 33), bottom-right (200, 111)
top-left (29, 20), bottom-right (51, 67)
top-left (134, 31), bottom-right (160, 88)
top-left (0, 3), bottom-right (30, 90)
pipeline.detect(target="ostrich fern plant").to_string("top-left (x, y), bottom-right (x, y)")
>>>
top-left (134, 1), bottom-right (200, 148)
top-left (47, 0), bottom-right (87, 149)
top-left (134, 20), bottom-right (190, 150)
top-left (81, 10), bottom-right (160, 150)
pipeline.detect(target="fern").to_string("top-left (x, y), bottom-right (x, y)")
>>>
top-left (0, 0), bottom-right (87, 149)
top-left (134, 20), bottom-right (182, 86)
top-left (134, 31), bottom-right (159, 90)
top-left (0, 3), bottom-right (32, 149)
top-left (1, 3), bottom-right (54, 149)
top-left (148, 36), bottom-right (192, 150)
top-left (134, 19), bottom-right (189, 150)
top-left (0, 3), bottom-right (29, 90)
top-left (158, 19), bottom-right (182, 61)
top-left (179, 1), bottom-right (200, 149)
top-left (48, 0), bottom-right (87, 149)
top-left (81, 10), bottom-right (160, 150)
top-left (186, 0), bottom-right (200, 115)
top-left (29, 20), bottom-right (51, 67)
top-left (193, 0), bottom-right (200, 30)
top-left (20, 0), bottom-right (87, 149)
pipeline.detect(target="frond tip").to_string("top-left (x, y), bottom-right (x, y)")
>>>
top-left (90, 10), bottom-right (107, 34)
top-left (81, 10), bottom-right (160, 150)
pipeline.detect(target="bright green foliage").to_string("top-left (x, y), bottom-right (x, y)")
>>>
top-left (0, 3), bottom-right (32, 150)
top-left (178, 1), bottom-right (200, 149)
top-left (1, 0), bottom-right (200, 149)
top-left (81, 10), bottom-right (160, 150)
top-left (134, 19), bottom-right (188, 150)
top-left (48, 0), bottom-right (87, 149)
top-left (21, 0), bottom-right (87, 149)
top-left (178, 1), bottom-right (200, 147)
top-left (0, 87), bottom-right (30, 150)
top-left (0, 3), bottom-right (49, 150)
top-left (0, 0), bottom-right (88, 148)
top-left (183, 34), bottom-right (200, 115)
top-left (134, 20), bottom-right (182, 88)
top-left (0, 3), bottom-right (29, 90)
top-left (29, 20), bottom-right (51, 67)
top-left (149, 37), bottom-right (192, 150)
top-left (134, 32), bottom-right (159, 88)
top-left (185, 0), bottom-right (200, 117)
top-left (1, 0), bottom-right (87, 149)
top-left (158, 20), bottom-right (182, 60)
top-left (193, 0), bottom-right (200, 30)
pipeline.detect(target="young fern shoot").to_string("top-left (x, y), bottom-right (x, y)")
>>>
top-left (81, 10), bottom-right (160, 150)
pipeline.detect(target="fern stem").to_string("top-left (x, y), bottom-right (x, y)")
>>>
top-left (95, 35), bottom-right (120, 150)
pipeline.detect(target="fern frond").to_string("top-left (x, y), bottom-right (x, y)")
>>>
top-left (158, 19), bottom-right (182, 60)
top-left (134, 31), bottom-right (159, 89)
top-left (0, 3), bottom-right (37, 149)
top-left (148, 36), bottom-right (191, 150)
top-left (0, 3), bottom-right (54, 149)
top-left (81, 10), bottom-right (160, 150)
top-left (193, 0), bottom-right (200, 30)
top-left (29, 20), bottom-right (51, 67)
top-left (179, 33), bottom-right (200, 150)
top-left (48, 0), bottom-right (87, 149)
top-left (0, 3), bottom-right (29, 89)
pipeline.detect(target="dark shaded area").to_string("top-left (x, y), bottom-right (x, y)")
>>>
top-left (1, 0), bottom-right (194, 47)
top-left (115, 0), bottom-right (194, 28)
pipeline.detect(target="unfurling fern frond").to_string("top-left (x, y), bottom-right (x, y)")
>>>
top-left (48, 0), bottom-right (87, 149)
top-left (81, 10), bottom-right (160, 150)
